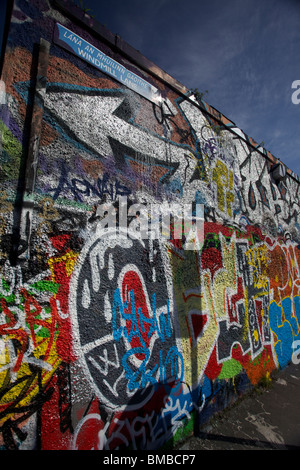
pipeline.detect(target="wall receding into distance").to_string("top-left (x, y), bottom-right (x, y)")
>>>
top-left (1, 0), bottom-right (300, 450)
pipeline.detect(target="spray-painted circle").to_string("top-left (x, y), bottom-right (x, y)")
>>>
top-left (69, 228), bottom-right (181, 410)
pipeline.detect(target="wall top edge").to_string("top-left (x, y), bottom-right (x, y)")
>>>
top-left (9, 0), bottom-right (298, 183)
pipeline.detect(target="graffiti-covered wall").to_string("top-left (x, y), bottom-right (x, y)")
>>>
top-left (0, 0), bottom-right (300, 450)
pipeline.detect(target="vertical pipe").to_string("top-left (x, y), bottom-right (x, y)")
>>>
top-left (25, 38), bottom-right (50, 196)
top-left (22, 38), bottom-right (50, 258)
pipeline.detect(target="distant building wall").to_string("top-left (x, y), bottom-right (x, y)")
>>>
top-left (0, 0), bottom-right (300, 450)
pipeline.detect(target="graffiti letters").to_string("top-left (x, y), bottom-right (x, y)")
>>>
top-left (70, 229), bottom-right (181, 409)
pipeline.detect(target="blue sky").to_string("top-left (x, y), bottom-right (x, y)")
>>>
top-left (1, 0), bottom-right (300, 176)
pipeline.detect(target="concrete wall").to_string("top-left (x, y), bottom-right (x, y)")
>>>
top-left (0, 0), bottom-right (300, 450)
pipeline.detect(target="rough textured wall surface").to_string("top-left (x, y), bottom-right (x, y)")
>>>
top-left (0, 0), bottom-right (300, 450)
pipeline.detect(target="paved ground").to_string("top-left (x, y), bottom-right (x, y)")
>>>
top-left (177, 362), bottom-right (300, 450)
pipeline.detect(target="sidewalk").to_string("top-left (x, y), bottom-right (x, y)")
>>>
top-left (177, 362), bottom-right (300, 450)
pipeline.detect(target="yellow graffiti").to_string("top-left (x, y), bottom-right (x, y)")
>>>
top-left (169, 248), bottom-right (218, 388)
top-left (169, 234), bottom-right (239, 387)
top-left (0, 244), bottom-right (79, 425)
top-left (48, 250), bottom-right (78, 278)
top-left (243, 286), bottom-right (249, 340)
top-left (0, 244), bottom-right (79, 424)
top-left (245, 244), bottom-right (270, 290)
top-left (212, 159), bottom-right (234, 216)
top-left (0, 302), bottom-right (61, 424)
top-left (169, 231), bottom-right (280, 387)
top-left (0, 336), bottom-right (61, 418)
top-left (213, 234), bottom-right (237, 319)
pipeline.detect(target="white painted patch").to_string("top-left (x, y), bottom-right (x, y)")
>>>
top-left (0, 80), bottom-right (6, 105)
top-left (246, 412), bottom-right (285, 446)
top-left (276, 378), bottom-right (287, 386)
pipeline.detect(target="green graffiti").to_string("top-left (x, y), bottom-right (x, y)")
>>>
top-left (218, 358), bottom-right (242, 379)
top-left (0, 120), bottom-right (23, 181)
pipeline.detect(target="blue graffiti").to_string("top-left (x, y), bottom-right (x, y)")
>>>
top-left (112, 287), bottom-right (172, 347)
top-left (269, 295), bottom-right (300, 368)
top-left (122, 345), bottom-right (184, 392)
top-left (112, 287), bottom-right (183, 391)
top-left (49, 160), bottom-right (131, 202)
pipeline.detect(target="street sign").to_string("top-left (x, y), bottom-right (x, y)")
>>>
top-left (54, 23), bottom-right (162, 105)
